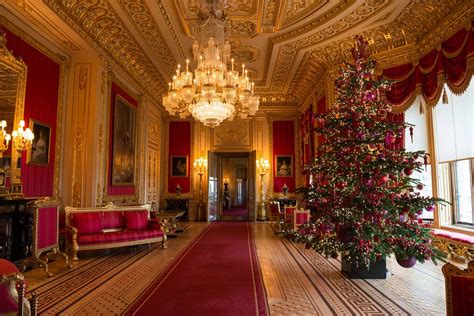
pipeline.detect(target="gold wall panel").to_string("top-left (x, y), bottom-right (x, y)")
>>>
top-left (211, 120), bottom-right (252, 151)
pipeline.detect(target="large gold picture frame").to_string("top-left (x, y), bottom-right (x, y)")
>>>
top-left (27, 119), bottom-right (51, 165)
top-left (112, 95), bottom-right (136, 186)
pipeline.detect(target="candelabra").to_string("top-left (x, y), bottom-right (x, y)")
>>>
top-left (10, 120), bottom-right (34, 196)
top-left (256, 158), bottom-right (269, 221)
top-left (0, 120), bottom-right (12, 194)
top-left (194, 157), bottom-right (208, 221)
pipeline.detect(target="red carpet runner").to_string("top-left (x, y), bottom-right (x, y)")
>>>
top-left (126, 222), bottom-right (268, 315)
top-left (222, 206), bottom-right (248, 217)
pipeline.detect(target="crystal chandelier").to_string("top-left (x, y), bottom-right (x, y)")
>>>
top-left (162, 0), bottom-right (259, 128)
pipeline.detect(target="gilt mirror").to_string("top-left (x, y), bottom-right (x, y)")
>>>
top-left (0, 30), bottom-right (28, 191)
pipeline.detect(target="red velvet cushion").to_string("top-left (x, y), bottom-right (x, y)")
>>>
top-left (295, 212), bottom-right (309, 225)
top-left (102, 211), bottom-right (124, 229)
top-left (451, 275), bottom-right (474, 315)
top-left (0, 259), bottom-right (21, 313)
top-left (37, 207), bottom-right (58, 249)
top-left (77, 230), bottom-right (163, 245)
top-left (124, 211), bottom-right (149, 230)
top-left (432, 229), bottom-right (474, 244)
top-left (73, 213), bottom-right (102, 235)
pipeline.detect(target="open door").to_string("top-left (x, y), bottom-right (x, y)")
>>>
top-left (207, 151), bottom-right (218, 221)
top-left (248, 150), bottom-right (256, 221)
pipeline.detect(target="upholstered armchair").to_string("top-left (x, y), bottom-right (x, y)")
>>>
top-left (22, 198), bottom-right (71, 277)
top-left (269, 201), bottom-right (284, 231)
top-left (0, 259), bottom-right (37, 316)
top-left (442, 260), bottom-right (474, 316)
top-left (283, 205), bottom-right (298, 230)
top-left (293, 209), bottom-right (311, 230)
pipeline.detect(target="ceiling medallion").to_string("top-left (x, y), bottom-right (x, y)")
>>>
top-left (162, 0), bottom-right (259, 128)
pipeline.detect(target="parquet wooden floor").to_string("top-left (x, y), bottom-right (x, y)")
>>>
top-left (22, 222), bottom-right (449, 315)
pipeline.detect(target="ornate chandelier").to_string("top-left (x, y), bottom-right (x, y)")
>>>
top-left (162, 0), bottom-right (259, 128)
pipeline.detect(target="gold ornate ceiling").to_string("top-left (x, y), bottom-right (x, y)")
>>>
top-left (2, 0), bottom-right (472, 109)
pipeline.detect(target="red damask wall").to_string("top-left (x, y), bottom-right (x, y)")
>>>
top-left (107, 83), bottom-right (137, 196)
top-left (168, 121), bottom-right (191, 193)
top-left (4, 29), bottom-right (60, 198)
top-left (273, 121), bottom-right (295, 192)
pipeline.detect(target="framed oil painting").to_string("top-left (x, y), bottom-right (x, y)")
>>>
top-left (2, 156), bottom-right (11, 177)
top-left (112, 95), bottom-right (137, 186)
top-left (275, 155), bottom-right (293, 177)
top-left (170, 156), bottom-right (188, 177)
top-left (27, 119), bottom-right (51, 165)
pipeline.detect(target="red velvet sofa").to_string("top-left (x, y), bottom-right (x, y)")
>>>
top-left (65, 203), bottom-right (167, 260)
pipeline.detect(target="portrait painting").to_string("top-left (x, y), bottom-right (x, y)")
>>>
top-left (275, 155), bottom-right (293, 177)
top-left (2, 156), bottom-right (11, 177)
top-left (27, 119), bottom-right (51, 165)
top-left (171, 156), bottom-right (188, 177)
top-left (0, 170), bottom-right (5, 187)
top-left (112, 95), bottom-right (137, 186)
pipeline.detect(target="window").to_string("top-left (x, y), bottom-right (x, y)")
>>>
top-left (404, 96), bottom-right (433, 219)
top-left (453, 159), bottom-right (473, 225)
top-left (434, 82), bottom-right (474, 227)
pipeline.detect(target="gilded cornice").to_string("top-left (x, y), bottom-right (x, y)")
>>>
top-left (259, 93), bottom-right (300, 108)
top-left (269, 0), bottom-right (393, 90)
top-left (118, 0), bottom-right (181, 78)
top-left (0, 16), bottom-right (69, 66)
top-left (44, 0), bottom-right (167, 101)
top-left (260, 0), bottom-right (356, 84)
top-left (4, 0), bottom-right (82, 53)
top-left (278, 0), bottom-right (329, 30)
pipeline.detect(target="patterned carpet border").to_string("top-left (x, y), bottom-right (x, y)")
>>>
top-left (284, 239), bottom-right (413, 315)
top-left (248, 222), bottom-right (271, 315)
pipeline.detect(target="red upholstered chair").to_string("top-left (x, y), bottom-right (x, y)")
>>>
top-left (442, 260), bottom-right (474, 316)
top-left (0, 259), bottom-right (37, 316)
top-left (23, 199), bottom-right (71, 277)
top-left (269, 202), bottom-right (284, 231)
top-left (293, 209), bottom-right (311, 230)
top-left (283, 206), bottom-right (297, 230)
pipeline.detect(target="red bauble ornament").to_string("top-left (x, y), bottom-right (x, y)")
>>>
top-left (397, 256), bottom-right (416, 268)
top-left (378, 175), bottom-right (389, 185)
top-left (416, 184), bottom-right (424, 190)
top-left (336, 181), bottom-right (347, 189)
top-left (404, 168), bottom-right (413, 176)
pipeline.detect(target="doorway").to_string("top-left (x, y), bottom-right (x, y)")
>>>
top-left (208, 152), bottom-right (255, 221)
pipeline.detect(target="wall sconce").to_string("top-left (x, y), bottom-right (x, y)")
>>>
top-left (0, 120), bottom-right (11, 195)
top-left (0, 120), bottom-right (11, 154)
top-left (223, 178), bottom-right (229, 185)
top-left (193, 157), bottom-right (207, 221)
top-left (10, 119), bottom-right (34, 196)
top-left (256, 158), bottom-right (269, 221)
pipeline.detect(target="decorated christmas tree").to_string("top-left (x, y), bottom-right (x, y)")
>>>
top-left (284, 36), bottom-right (444, 269)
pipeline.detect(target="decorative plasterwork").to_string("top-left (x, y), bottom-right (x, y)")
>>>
top-left (279, 0), bottom-right (329, 29)
top-left (269, 0), bottom-right (394, 91)
top-left (118, 0), bottom-right (180, 78)
top-left (231, 45), bottom-right (259, 64)
top-left (211, 120), bottom-right (252, 151)
top-left (24, 0), bottom-right (472, 112)
top-left (44, 0), bottom-right (167, 100)
top-left (261, 0), bottom-right (279, 32)
top-left (175, 0), bottom-right (259, 37)
top-left (231, 20), bottom-right (257, 37)
top-left (5, 0), bottom-right (82, 53)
